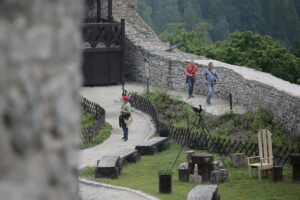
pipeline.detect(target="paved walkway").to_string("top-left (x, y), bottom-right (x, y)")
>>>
top-left (79, 83), bottom-right (247, 200)
top-left (79, 85), bottom-right (157, 200)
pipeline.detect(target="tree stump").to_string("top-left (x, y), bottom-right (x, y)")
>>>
top-left (230, 153), bottom-right (246, 167)
top-left (219, 169), bottom-right (229, 182)
top-left (178, 162), bottom-right (189, 182)
top-left (210, 170), bottom-right (221, 184)
top-left (290, 153), bottom-right (300, 181)
top-left (188, 162), bottom-right (195, 174)
top-left (178, 168), bottom-right (189, 182)
top-left (273, 166), bottom-right (283, 182)
top-left (210, 161), bottom-right (220, 171)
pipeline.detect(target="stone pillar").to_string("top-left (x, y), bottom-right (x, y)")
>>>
top-left (0, 0), bottom-right (82, 200)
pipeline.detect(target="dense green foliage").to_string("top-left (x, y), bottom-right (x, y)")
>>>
top-left (81, 109), bottom-right (112, 149)
top-left (80, 142), bottom-right (299, 200)
top-left (145, 90), bottom-right (300, 147)
top-left (161, 27), bottom-right (300, 84)
top-left (137, 0), bottom-right (300, 47)
top-left (202, 32), bottom-right (300, 84)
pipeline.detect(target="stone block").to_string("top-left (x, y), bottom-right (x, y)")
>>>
top-left (189, 174), bottom-right (202, 184)
top-left (210, 170), bottom-right (221, 184)
top-left (187, 185), bottom-right (220, 200)
top-left (219, 169), bottom-right (229, 182)
top-left (230, 153), bottom-right (246, 167)
top-left (186, 150), bottom-right (195, 163)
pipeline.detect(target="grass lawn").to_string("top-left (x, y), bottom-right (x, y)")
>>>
top-left (80, 141), bottom-right (300, 200)
top-left (81, 108), bottom-right (96, 129)
top-left (81, 108), bottom-right (112, 149)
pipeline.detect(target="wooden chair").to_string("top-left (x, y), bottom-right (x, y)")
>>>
top-left (247, 129), bottom-right (273, 179)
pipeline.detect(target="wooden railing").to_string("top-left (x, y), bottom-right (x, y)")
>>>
top-left (82, 19), bottom-right (124, 48)
top-left (81, 96), bottom-right (105, 144)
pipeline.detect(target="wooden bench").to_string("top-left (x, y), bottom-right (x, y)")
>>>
top-left (135, 137), bottom-right (170, 155)
top-left (95, 156), bottom-right (121, 179)
top-left (113, 148), bottom-right (141, 172)
top-left (187, 185), bottom-right (220, 200)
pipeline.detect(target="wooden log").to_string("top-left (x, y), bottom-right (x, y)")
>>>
top-left (290, 153), bottom-right (300, 181)
top-left (210, 170), bottom-right (221, 184)
top-left (188, 162), bottom-right (195, 174)
top-left (230, 153), bottom-right (246, 167)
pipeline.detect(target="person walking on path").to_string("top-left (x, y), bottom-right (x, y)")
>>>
top-left (201, 62), bottom-right (221, 105)
top-left (119, 95), bottom-right (132, 141)
top-left (184, 59), bottom-right (200, 98)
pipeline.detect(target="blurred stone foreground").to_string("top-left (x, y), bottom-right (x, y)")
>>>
top-left (0, 0), bottom-right (82, 200)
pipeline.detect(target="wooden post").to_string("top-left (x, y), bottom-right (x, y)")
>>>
top-left (273, 166), bottom-right (283, 181)
top-left (121, 18), bottom-right (125, 85)
top-left (229, 93), bottom-right (232, 111)
top-left (108, 0), bottom-right (113, 21)
top-left (97, 0), bottom-right (101, 22)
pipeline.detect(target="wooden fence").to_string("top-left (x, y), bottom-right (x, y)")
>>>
top-left (81, 96), bottom-right (106, 144)
top-left (129, 93), bottom-right (299, 165)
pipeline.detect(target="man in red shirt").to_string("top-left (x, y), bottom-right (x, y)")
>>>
top-left (184, 59), bottom-right (200, 98)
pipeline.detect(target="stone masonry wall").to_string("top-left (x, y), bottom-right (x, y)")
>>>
top-left (106, 0), bottom-right (300, 135)
top-left (0, 0), bottom-right (82, 199)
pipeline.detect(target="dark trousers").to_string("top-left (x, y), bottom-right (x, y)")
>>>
top-left (122, 125), bottom-right (128, 140)
top-left (187, 77), bottom-right (195, 96)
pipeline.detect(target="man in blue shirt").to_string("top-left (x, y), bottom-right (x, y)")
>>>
top-left (201, 62), bottom-right (221, 105)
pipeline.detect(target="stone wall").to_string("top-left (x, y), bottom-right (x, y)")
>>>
top-left (105, 0), bottom-right (300, 135)
top-left (0, 0), bottom-right (82, 199)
